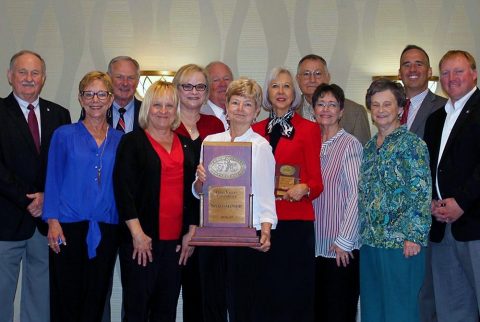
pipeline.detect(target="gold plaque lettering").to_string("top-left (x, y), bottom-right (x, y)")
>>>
top-left (208, 186), bottom-right (246, 224)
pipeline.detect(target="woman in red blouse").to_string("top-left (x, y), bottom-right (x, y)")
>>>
top-left (113, 81), bottom-right (199, 322)
top-left (252, 67), bottom-right (323, 322)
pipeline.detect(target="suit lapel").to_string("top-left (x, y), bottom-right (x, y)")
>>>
top-left (410, 91), bottom-right (434, 135)
top-left (4, 93), bottom-right (39, 154)
top-left (133, 98), bottom-right (141, 130)
top-left (441, 89), bottom-right (480, 162)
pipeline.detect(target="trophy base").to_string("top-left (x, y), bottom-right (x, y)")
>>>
top-left (189, 227), bottom-right (260, 247)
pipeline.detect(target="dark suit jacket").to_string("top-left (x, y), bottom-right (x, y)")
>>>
top-left (0, 93), bottom-right (71, 240)
top-left (424, 88), bottom-right (480, 242)
top-left (107, 97), bottom-right (142, 131)
top-left (113, 130), bottom-right (200, 244)
top-left (410, 90), bottom-right (446, 139)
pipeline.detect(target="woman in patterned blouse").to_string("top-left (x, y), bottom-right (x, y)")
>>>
top-left (358, 79), bottom-right (432, 322)
top-left (312, 84), bottom-right (362, 322)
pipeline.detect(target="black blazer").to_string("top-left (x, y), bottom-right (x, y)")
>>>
top-left (113, 129), bottom-right (200, 244)
top-left (424, 88), bottom-right (480, 242)
top-left (107, 97), bottom-right (142, 131)
top-left (0, 93), bottom-right (71, 240)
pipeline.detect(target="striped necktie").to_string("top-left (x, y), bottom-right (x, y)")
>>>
top-left (116, 108), bottom-right (126, 133)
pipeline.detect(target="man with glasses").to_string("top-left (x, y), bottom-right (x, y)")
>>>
top-left (0, 50), bottom-right (71, 322)
top-left (201, 61), bottom-right (234, 130)
top-left (106, 56), bottom-right (142, 133)
top-left (296, 54), bottom-right (371, 145)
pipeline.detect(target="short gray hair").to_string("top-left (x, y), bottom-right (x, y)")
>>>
top-left (262, 67), bottom-right (302, 111)
top-left (9, 50), bottom-right (46, 75)
top-left (107, 56), bottom-right (140, 77)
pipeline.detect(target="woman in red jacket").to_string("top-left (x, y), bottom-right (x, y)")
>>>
top-left (252, 67), bottom-right (323, 322)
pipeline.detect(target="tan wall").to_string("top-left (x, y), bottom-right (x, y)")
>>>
top-left (1, 1), bottom-right (479, 120)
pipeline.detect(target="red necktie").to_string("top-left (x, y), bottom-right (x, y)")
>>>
top-left (116, 108), bottom-right (126, 133)
top-left (400, 98), bottom-right (411, 125)
top-left (27, 104), bottom-right (40, 153)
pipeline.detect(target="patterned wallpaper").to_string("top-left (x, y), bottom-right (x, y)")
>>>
top-left (0, 0), bottom-right (479, 119)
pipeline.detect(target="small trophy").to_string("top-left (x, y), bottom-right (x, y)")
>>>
top-left (274, 164), bottom-right (300, 199)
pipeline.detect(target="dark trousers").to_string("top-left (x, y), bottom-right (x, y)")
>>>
top-left (198, 246), bottom-right (261, 322)
top-left (314, 250), bottom-right (360, 322)
top-left (254, 220), bottom-right (315, 322)
top-left (181, 251), bottom-right (204, 322)
top-left (50, 221), bottom-right (119, 322)
top-left (120, 240), bottom-right (181, 322)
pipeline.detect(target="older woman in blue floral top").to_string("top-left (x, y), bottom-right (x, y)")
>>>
top-left (358, 79), bottom-right (431, 322)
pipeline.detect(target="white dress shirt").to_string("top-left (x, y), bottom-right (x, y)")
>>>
top-left (193, 128), bottom-right (277, 230)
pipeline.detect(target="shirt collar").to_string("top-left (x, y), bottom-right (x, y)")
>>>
top-left (445, 86), bottom-right (477, 114)
top-left (409, 88), bottom-right (429, 110)
top-left (13, 93), bottom-right (40, 110)
top-left (113, 98), bottom-right (135, 111)
top-left (228, 127), bottom-right (255, 142)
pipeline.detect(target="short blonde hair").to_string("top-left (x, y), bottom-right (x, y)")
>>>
top-left (138, 81), bottom-right (180, 130)
top-left (172, 64), bottom-right (210, 104)
top-left (439, 50), bottom-right (476, 71)
top-left (78, 71), bottom-right (114, 94)
top-left (226, 78), bottom-right (263, 110)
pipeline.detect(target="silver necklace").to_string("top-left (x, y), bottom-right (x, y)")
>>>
top-left (96, 127), bottom-right (109, 186)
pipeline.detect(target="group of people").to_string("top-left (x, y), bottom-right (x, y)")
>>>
top-left (0, 45), bottom-right (479, 322)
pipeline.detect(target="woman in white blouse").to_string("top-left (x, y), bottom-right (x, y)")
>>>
top-left (194, 78), bottom-right (277, 322)
top-left (312, 83), bottom-right (363, 322)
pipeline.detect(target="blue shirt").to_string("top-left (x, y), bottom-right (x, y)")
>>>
top-left (43, 122), bottom-right (123, 258)
top-left (112, 99), bottom-right (135, 133)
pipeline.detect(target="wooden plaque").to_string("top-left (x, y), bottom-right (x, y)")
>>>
top-left (274, 164), bottom-right (300, 199)
top-left (190, 142), bottom-right (260, 247)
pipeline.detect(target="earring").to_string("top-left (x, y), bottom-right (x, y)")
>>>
top-left (80, 108), bottom-right (86, 120)
top-left (106, 108), bottom-right (112, 119)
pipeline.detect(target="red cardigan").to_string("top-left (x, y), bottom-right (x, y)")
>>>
top-left (252, 113), bottom-right (323, 221)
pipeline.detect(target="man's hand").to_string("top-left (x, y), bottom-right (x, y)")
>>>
top-left (26, 192), bottom-right (44, 217)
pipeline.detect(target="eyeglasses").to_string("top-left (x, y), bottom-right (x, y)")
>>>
top-left (81, 91), bottom-right (111, 100)
top-left (316, 102), bottom-right (340, 109)
top-left (300, 70), bottom-right (324, 79)
top-left (180, 83), bottom-right (207, 91)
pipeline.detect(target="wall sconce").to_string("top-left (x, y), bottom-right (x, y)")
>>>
top-left (372, 75), bottom-right (439, 94)
top-left (136, 70), bottom-right (176, 99)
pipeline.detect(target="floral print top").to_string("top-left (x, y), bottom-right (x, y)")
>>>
top-left (358, 126), bottom-right (432, 249)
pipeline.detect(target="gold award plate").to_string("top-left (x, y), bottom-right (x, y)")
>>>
top-left (208, 186), bottom-right (246, 224)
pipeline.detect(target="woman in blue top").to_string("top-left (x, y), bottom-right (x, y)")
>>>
top-left (43, 71), bottom-right (123, 322)
top-left (358, 79), bottom-right (431, 322)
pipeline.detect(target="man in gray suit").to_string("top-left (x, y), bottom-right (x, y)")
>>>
top-left (399, 45), bottom-right (446, 138)
top-left (399, 44), bottom-right (446, 322)
top-left (200, 61), bottom-right (233, 130)
top-left (296, 54), bottom-right (371, 145)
